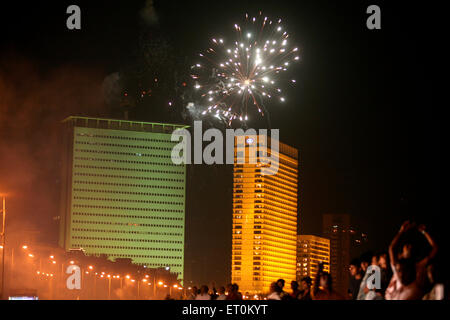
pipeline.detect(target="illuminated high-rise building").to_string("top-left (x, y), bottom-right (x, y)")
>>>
top-left (231, 135), bottom-right (298, 294)
top-left (59, 116), bottom-right (188, 280)
top-left (323, 214), bottom-right (350, 296)
top-left (296, 235), bottom-right (330, 286)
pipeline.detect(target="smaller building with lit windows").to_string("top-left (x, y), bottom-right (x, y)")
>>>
top-left (297, 235), bottom-right (330, 286)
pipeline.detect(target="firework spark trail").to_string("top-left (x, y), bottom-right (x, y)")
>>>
top-left (191, 12), bottom-right (300, 126)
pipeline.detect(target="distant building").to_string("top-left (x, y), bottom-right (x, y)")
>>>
top-left (58, 116), bottom-right (188, 281)
top-left (297, 235), bottom-right (330, 286)
top-left (322, 214), bottom-right (350, 296)
top-left (231, 135), bottom-right (298, 294)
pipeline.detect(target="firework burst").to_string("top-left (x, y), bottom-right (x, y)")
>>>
top-left (191, 12), bottom-right (300, 126)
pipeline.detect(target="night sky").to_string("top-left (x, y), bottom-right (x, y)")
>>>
top-left (0, 1), bottom-right (440, 286)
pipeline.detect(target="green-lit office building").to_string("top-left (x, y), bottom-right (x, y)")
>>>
top-left (59, 116), bottom-right (188, 280)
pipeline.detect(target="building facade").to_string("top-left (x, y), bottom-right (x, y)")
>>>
top-left (322, 214), bottom-right (350, 296)
top-left (296, 235), bottom-right (330, 286)
top-left (231, 135), bottom-right (298, 294)
top-left (59, 116), bottom-right (188, 280)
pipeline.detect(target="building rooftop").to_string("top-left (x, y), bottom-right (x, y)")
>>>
top-left (62, 116), bottom-right (189, 134)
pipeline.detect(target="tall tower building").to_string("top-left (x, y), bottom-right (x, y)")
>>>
top-left (322, 214), bottom-right (350, 296)
top-left (296, 235), bottom-right (330, 286)
top-left (231, 135), bottom-right (298, 294)
top-left (59, 116), bottom-right (188, 280)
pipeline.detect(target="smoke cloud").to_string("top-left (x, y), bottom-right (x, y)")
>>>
top-left (0, 53), bottom-right (107, 244)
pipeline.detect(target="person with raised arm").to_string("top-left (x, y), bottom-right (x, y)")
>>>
top-left (385, 221), bottom-right (438, 300)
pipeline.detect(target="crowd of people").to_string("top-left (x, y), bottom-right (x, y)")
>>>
top-left (170, 221), bottom-right (444, 301)
top-left (348, 221), bottom-right (443, 300)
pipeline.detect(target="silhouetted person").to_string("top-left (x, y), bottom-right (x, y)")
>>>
top-left (187, 286), bottom-right (198, 300)
top-left (216, 286), bottom-right (227, 300)
top-left (299, 277), bottom-right (312, 300)
top-left (313, 262), bottom-right (345, 300)
top-left (362, 254), bottom-right (384, 300)
top-left (423, 263), bottom-right (444, 300)
top-left (195, 285), bottom-right (211, 300)
top-left (356, 251), bottom-right (374, 300)
top-left (378, 252), bottom-right (392, 296)
top-left (267, 282), bottom-right (282, 300)
top-left (290, 281), bottom-right (301, 299)
top-left (276, 279), bottom-right (288, 299)
top-left (226, 283), bottom-right (242, 300)
top-left (348, 258), bottom-right (363, 300)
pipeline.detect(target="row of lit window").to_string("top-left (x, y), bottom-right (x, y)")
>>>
top-left (71, 248), bottom-right (182, 260)
top-left (74, 172), bottom-right (184, 183)
top-left (235, 212), bottom-right (296, 230)
top-left (72, 236), bottom-right (182, 245)
top-left (233, 251), bottom-right (296, 260)
top-left (232, 235), bottom-right (262, 240)
top-left (73, 180), bottom-right (184, 190)
top-left (75, 140), bottom-right (175, 152)
top-left (76, 133), bottom-right (177, 144)
top-left (135, 263), bottom-right (182, 268)
top-left (242, 214), bottom-right (296, 229)
top-left (263, 230), bottom-right (298, 241)
top-left (75, 148), bottom-right (177, 160)
top-left (261, 189), bottom-right (298, 204)
top-left (70, 244), bottom-right (182, 252)
top-left (73, 188), bottom-right (184, 198)
top-left (232, 242), bottom-right (296, 254)
top-left (234, 156), bottom-right (297, 175)
top-left (72, 220), bottom-right (183, 228)
top-left (233, 266), bottom-right (261, 271)
top-left (72, 228), bottom-right (182, 237)
top-left (233, 193), bottom-right (297, 208)
top-left (302, 240), bottom-right (330, 246)
top-left (234, 159), bottom-right (298, 180)
top-left (260, 194), bottom-right (298, 208)
top-left (73, 212), bottom-right (183, 221)
top-left (303, 248), bottom-right (330, 255)
top-left (73, 196), bottom-right (183, 206)
top-left (233, 202), bottom-right (296, 216)
top-left (74, 156), bottom-right (182, 167)
top-left (73, 204), bottom-right (184, 213)
top-left (74, 164), bottom-right (184, 176)
top-left (263, 177), bottom-right (298, 193)
top-left (298, 254), bottom-right (330, 261)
